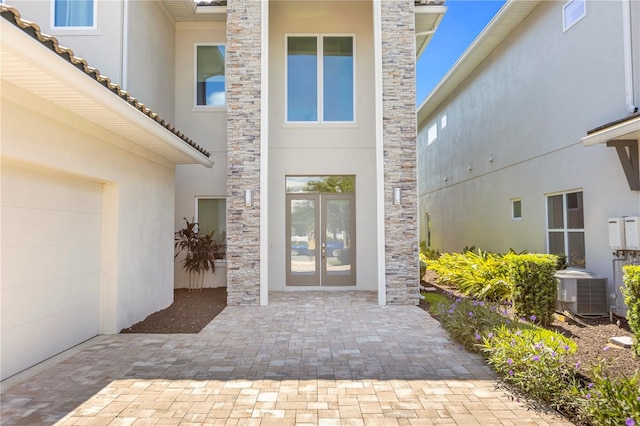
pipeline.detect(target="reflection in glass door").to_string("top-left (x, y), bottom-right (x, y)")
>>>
top-left (286, 176), bottom-right (356, 287)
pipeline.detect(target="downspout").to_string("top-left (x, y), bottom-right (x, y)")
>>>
top-left (623, 0), bottom-right (637, 113)
top-left (120, 0), bottom-right (129, 90)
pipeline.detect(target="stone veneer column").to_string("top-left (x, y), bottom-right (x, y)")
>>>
top-left (226, 0), bottom-right (262, 305)
top-left (381, 0), bottom-right (419, 304)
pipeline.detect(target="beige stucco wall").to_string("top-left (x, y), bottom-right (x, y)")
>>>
top-left (267, 1), bottom-right (378, 291)
top-left (173, 21), bottom-right (228, 289)
top-left (126, 0), bottom-right (176, 121)
top-left (5, 0), bottom-right (124, 84)
top-left (1, 82), bottom-right (177, 338)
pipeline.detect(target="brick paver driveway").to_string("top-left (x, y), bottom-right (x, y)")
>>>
top-left (1, 291), bottom-right (573, 425)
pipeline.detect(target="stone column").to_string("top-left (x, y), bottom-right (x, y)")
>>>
top-left (381, 0), bottom-right (419, 304)
top-left (226, 0), bottom-right (262, 305)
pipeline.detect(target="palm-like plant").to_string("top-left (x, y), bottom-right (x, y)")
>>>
top-left (175, 218), bottom-right (220, 290)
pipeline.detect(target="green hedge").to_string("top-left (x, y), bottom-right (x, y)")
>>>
top-left (623, 265), bottom-right (640, 357)
top-left (505, 253), bottom-right (558, 326)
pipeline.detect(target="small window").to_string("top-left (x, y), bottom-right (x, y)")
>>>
top-left (512, 199), bottom-right (522, 220)
top-left (427, 122), bottom-right (438, 145)
top-left (53, 0), bottom-right (95, 28)
top-left (286, 35), bottom-right (355, 123)
top-left (440, 113), bottom-right (447, 129)
top-left (195, 198), bottom-right (226, 258)
top-left (563, 0), bottom-right (586, 32)
top-left (196, 45), bottom-right (226, 107)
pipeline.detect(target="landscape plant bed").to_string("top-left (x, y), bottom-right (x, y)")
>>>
top-left (120, 287), bottom-right (227, 334)
top-left (420, 280), bottom-right (638, 382)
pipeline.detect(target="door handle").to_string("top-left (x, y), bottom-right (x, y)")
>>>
top-left (321, 242), bottom-right (326, 260)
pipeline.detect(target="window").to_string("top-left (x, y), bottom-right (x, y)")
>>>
top-left (286, 35), bottom-right (354, 123)
top-left (427, 122), bottom-right (438, 145)
top-left (547, 191), bottom-right (585, 268)
top-left (195, 198), bottom-right (226, 258)
top-left (196, 45), bottom-right (226, 107)
top-left (512, 199), bottom-right (522, 220)
top-left (563, 0), bottom-right (586, 32)
top-left (440, 113), bottom-right (447, 129)
top-left (53, 0), bottom-right (95, 28)
top-left (195, 198), bottom-right (226, 236)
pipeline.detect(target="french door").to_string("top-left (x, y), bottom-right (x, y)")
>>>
top-left (286, 193), bottom-right (356, 286)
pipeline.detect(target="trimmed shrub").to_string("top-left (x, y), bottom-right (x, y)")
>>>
top-left (506, 253), bottom-right (558, 326)
top-left (623, 265), bottom-right (640, 357)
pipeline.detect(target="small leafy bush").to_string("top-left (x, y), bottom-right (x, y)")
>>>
top-left (572, 361), bottom-right (640, 426)
top-left (422, 292), bottom-right (449, 316)
top-left (623, 265), bottom-right (640, 357)
top-left (480, 323), bottom-right (577, 409)
top-left (436, 297), bottom-right (509, 352)
top-left (506, 253), bottom-right (558, 326)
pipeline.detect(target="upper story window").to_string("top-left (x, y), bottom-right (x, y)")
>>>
top-left (427, 122), bottom-right (437, 145)
top-left (196, 44), bottom-right (226, 107)
top-left (547, 190), bottom-right (585, 268)
top-left (286, 35), bottom-right (354, 123)
top-left (563, 0), bottom-right (586, 32)
top-left (512, 199), bottom-right (522, 220)
top-left (53, 0), bottom-right (95, 28)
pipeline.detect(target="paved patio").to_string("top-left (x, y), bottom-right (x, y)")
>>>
top-left (1, 291), bottom-right (573, 425)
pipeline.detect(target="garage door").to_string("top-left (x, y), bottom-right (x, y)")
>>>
top-left (1, 164), bottom-right (102, 380)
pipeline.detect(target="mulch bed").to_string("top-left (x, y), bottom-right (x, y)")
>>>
top-left (120, 287), bottom-right (227, 334)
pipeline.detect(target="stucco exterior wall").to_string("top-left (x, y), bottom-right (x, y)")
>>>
top-left (267, 1), bottom-right (378, 291)
top-left (6, 0), bottom-right (124, 84)
top-left (1, 82), bottom-right (176, 335)
top-left (418, 1), bottom-right (637, 287)
top-left (381, 0), bottom-right (419, 304)
top-left (173, 21), bottom-right (228, 289)
top-left (126, 0), bottom-right (175, 121)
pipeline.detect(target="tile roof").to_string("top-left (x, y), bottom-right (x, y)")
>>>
top-left (0, 5), bottom-right (211, 159)
top-left (195, 1), bottom-right (227, 6)
top-left (587, 112), bottom-right (640, 135)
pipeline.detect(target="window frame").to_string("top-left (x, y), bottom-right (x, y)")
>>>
top-left (545, 190), bottom-right (585, 268)
top-left (562, 0), bottom-right (586, 32)
top-left (50, 0), bottom-right (97, 31)
top-left (511, 198), bottom-right (522, 220)
top-left (194, 197), bottom-right (227, 235)
top-left (427, 122), bottom-right (438, 145)
top-left (194, 43), bottom-right (227, 110)
top-left (284, 33), bottom-right (356, 125)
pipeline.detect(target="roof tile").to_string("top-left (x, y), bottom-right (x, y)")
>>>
top-left (0, 5), bottom-right (211, 159)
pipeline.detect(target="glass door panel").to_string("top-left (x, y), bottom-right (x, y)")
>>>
top-left (287, 195), bottom-right (320, 286)
top-left (322, 195), bottom-right (355, 286)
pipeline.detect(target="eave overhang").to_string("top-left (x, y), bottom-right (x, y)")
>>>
top-left (415, 3), bottom-right (447, 58)
top-left (0, 7), bottom-right (213, 168)
top-left (417, 0), bottom-right (541, 126)
top-left (581, 113), bottom-right (640, 147)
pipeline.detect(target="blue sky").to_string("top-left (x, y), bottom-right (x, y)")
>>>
top-left (416, 0), bottom-right (507, 104)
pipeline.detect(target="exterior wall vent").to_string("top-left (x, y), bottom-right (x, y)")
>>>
top-left (555, 269), bottom-right (608, 316)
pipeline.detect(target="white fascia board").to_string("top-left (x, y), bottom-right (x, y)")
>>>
top-left (1, 20), bottom-right (214, 168)
top-left (417, 0), bottom-right (541, 127)
top-left (581, 116), bottom-right (640, 147)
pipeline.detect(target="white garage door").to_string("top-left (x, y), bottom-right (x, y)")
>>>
top-left (1, 164), bottom-right (102, 380)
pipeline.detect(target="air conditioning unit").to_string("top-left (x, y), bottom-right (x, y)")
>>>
top-left (555, 269), bottom-right (608, 316)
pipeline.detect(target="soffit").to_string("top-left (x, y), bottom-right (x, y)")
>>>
top-left (415, 3), bottom-right (447, 58)
top-left (162, 0), bottom-right (226, 22)
top-left (417, 0), bottom-right (541, 126)
top-left (0, 6), bottom-right (213, 167)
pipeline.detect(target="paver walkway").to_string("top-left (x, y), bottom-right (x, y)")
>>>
top-left (1, 291), bottom-right (573, 425)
